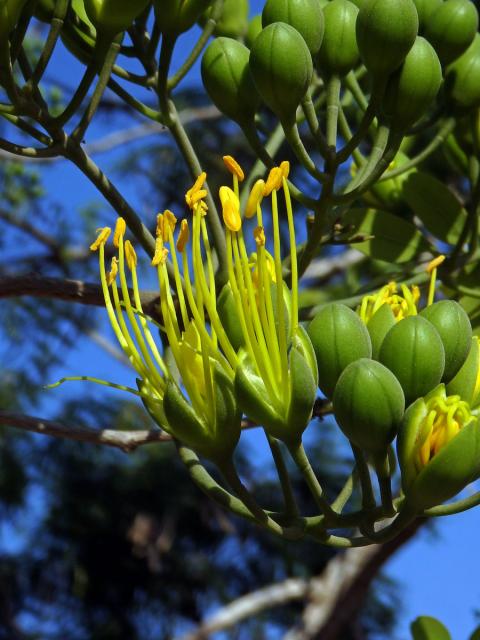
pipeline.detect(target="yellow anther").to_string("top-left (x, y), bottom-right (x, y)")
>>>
top-left (194, 200), bottom-right (208, 216)
top-left (125, 240), bottom-right (137, 270)
top-left (191, 189), bottom-right (208, 206)
top-left (254, 225), bottom-right (266, 247)
top-left (90, 227), bottom-right (111, 251)
top-left (107, 256), bottom-right (118, 285)
top-left (219, 185), bottom-right (241, 232)
top-left (152, 237), bottom-right (169, 266)
top-left (156, 210), bottom-right (177, 242)
top-left (223, 155), bottom-right (245, 182)
top-left (185, 172), bottom-right (207, 209)
top-left (177, 219), bottom-right (190, 253)
top-left (245, 179), bottom-right (265, 218)
top-left (280, 160), bottom-right (290, 180)
top-left (264, 167), bottom-right (283, 195)
top-left (113, 217), bottom-right (126, 248)
top-left (427, 254), bottom-right (446, 273)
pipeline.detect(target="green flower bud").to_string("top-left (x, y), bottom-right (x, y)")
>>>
top-left (163, 361), bottom-right (241, 463)
top-left (235, 327), bottom-right (317, 446)
top-left (154, 0), bottom-right (210, 35)
top-left (317, 0), bottom-right (360, 77)
top-left (446, 336), bottom-right (480, 407)
top-left (201, 37), bottom-right (260, 125)
top-left (202, 0), bottom-right (249, 38)
top-left (412, 0), bottom-right (442, 31)
top-left (84, 0), bottom-right (150, 35)
top-left (307, 302), bottom-right (372, 398)
top-left (420, 300), bottom-right (472, 382)
top-left (411, 616), bottom-right (452, 640)
top-left (249, 21), bottom-right (313, 124)
top-left (245, 14), bottom-right (262, 48)
top-left (0, 0), bottom-right (28, 38)
top-left (333, 358), bottom-right (405, 453)
top-left (382, 36), bottom-right (442, 131)
top-left (262, 0), bottom-right (325, 55)
top-left (379, 315), bottom-right (445, 405)
top-left (445, 34), bottom-right (480, 112)
top-left (424, 0), bottom-right (479, 65)
top-left (397, 384), bottom-right (480, 510)
top-left (356, 0), bottom-right (419, 77)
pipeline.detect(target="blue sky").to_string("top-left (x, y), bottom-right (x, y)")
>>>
top-left (4, 2), bottom-right (480, 638)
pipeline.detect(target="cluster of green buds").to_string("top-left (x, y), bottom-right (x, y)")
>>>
top-left (307, 256), bottom-right (480, 512)
top-left (200, 0), bottom-right (480, 138)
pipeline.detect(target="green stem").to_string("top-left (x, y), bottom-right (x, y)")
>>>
top-left (344, 70), bottom-right (369, 111)
top-left (336, 88), bottom-right (382, 164)
top-left (0, 44), bottom-right (20, 106)
top-left (288, 442), bottom-right (335, 518)
top-left (297, 185), bottom-right (334, 279)
top-left (424, 491), bottom-right (480, 517)
top-left (337, 105), bottom-right (365, 166)
top-left (374, 452), bottom-right (395, 517)
top-left (266, 434), bottom-right (299, 518)
top-left (157, 36), bottom-right (227, 276)
top-left (219, 459), bottom-right (305, 539)
top-left (72, 37), bottom-right (122, 141)
top-left (351, 445), bottom-right (376, 511)
top-left (301, 90), bottom-right (331, 159)
top-left (377, 118), bottom-right (456, 181)
top-left (30, 0), bottom-right (70, 84)
top-left (360, 505), bottom-right (417, 543)
top-left (108, 78), bottom-right (163, 122)
top-left (1, 113), bottom-right (52, 145)
top-left (326, 74), bottom-right (341, 150)
top-left (331, 469), bottom-right (356, 513)
top-left (52, 56), bottom-right (98, 128)
top-left (168, 0), bottom-right (223, 90)
top-left (282, 118), bottom-right (327, 183)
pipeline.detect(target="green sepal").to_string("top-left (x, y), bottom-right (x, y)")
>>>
top-left (446, 336), bottom-right (480, 407)
top-left (307, 302), bottom-right (372, 398)
top-left (217, 282), bottom-right (245, 351)
top-left (136, 378), bottom-right (168, 430)
top-left (285, 334), bottom-right (317, 445)
top-left (398, 385), bottom-right (480, 510)
top-left (234, 349), bottom-right (285, 435)
top-left (154, 0), bottom-right (210, 35)
top-left (163, 361), bottom-right (241, 463)
top-left (420, 300), bottom-right (472, 382)
top-left (366, 303), bottom-right (396, 359)
top-left (272, 280), bottom-right (293, 349)
top-left (294, 325), bottom-right (318, 388)
top-left (333, 358), bottom-right (405, 453)
top-left (410, 616), bottom-right (452, 640)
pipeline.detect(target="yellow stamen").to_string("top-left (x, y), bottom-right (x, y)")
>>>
top-left (90, 227), bottom-right (111, 251)
top-left (245, 179), bottom-right (265, 219)
top-left (219, 185), bottom-right (241, 232)
top-left (427, 254), bottom-right (446, 273)
top-left (254, 225), bottom-right (266, 247)
top-left (156, 210), bottom-right (177, 242)
top-left (280, 160), bottom-right (290, 180)
top-left (223, 155), bottom-right (245, 182)
top-left (152, 237), bottom-right (167, 266)
top-left (426, 254), bottom-right (445, 307)
top-left (125, 240), bottom-right (137, 270)
top-left (176, 219), bottom-right (190, 253)
top-left (264, 167), bottom-right (283, 196)
top-left (185, 172), bottom-right (207, 209)
top-left (113, 217), bottom-right (126, 248)
top-left (107, 256), bottom-right (118, 285)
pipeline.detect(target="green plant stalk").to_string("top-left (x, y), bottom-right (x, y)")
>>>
top-left (73, 38), bottom-right (122, 142)
top-left (374, 452), bottom-right (395, 517)
top-left (108, 78), bottom-right (163, 122)
top-left (219, 459), bottom-right (305, 539)
top-left (0, 137), bottom-right (61, 158)
top-left (337, 105), bottom-right (365, 166)
top-left (336, 88), bottom-right (383, 164)
top-left (331, 468), bottom-right (356, 513)
top-left (326, 75), bottom-right (341, 150)
top-left (424, 490), bottom-right (480, 517)
top-left (377, 118), bottom-right (456, 181)
top-left (282, 118), bottom-right (327, 183)
top-left (288, 442), bottom-right (335, 518)
top-left (266, 434), bottom-right (299, 518)
top-left (31, 0), bottom-right (70, 85)
top-left (1, 113), bottom-right (52, 146)
top-left (297, 184), bottom-right (334, 279)
top-left (351, 445), bottom-right (376, 510)
top-left (344, 69), bottom-right (369, 110)
top-left (0, 45), bottom-right (20, 106)
top-left (9, 0), bottom-right (36, 62)
top-left (52, 58), bottom-right (99, 129)
top-left (157, 36), bottom-right (227, 276)
top-left (168, 0), bottom-right (224, 91)
top-left (301, 90), bottom-right (331, 159)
